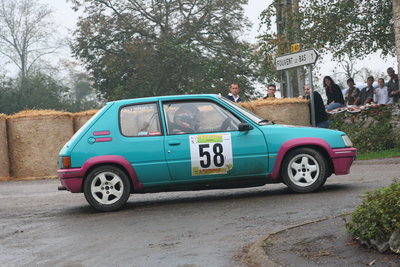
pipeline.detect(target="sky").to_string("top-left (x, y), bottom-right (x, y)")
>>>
top-left (17, 0), bottom-right (400, 90)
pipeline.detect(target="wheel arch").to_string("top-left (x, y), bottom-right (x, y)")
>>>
top-left (80, 155), bottom-right (142, 193)
top-left (82, 163), bottom-right (133, 193)
top-left (270, 138), bottom-right (334, 180)
top-left (281, 145), bottom-right (333, 178)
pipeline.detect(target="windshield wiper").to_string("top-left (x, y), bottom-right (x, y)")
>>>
top-left (258, 119), bottom-right (274, 125)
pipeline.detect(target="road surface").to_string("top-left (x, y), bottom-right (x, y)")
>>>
top-left (0, 158), bottom-right (399, 266)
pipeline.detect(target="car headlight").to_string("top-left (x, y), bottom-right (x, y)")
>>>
top-left (342, 135), bottom-right (353, 147)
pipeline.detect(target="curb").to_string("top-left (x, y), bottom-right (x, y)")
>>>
top-left (0, 176), bottom-right (57, 182)
top-left (353, 157), bottom-right (400, 165)
top-left (242, 216), bottom-right (344, 267)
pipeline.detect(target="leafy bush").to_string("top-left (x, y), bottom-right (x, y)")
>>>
top-left (347, 180), bottom-right (400, 243)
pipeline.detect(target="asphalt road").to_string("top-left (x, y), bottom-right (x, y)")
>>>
top-left (1, 158), bottom-right (399, 267)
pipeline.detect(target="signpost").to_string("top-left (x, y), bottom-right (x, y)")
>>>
top-left (275, 49), bottom-right (319, 127)
top-left (275, 49), bottom-right (318, 71)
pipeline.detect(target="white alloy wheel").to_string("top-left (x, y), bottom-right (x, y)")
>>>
top-left (287, 153), bottom-right (320, 187)
top-left (282, 148), bottom-right (327, 193)
top-left (90, 171), bottom-right (124, 205)
top-left (84, 166), bottom-right (130, 212)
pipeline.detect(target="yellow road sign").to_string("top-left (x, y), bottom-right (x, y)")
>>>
top-left (291, 43), bottom-right (301, 53)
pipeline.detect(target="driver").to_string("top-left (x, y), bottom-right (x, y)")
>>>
top-left (173, 104), bottom-right (201, 133)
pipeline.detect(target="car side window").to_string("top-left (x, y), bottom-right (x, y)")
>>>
top-left (163, 101), bottom-right (241, 135)
top-left (120, 103), bottom-right (162, 137)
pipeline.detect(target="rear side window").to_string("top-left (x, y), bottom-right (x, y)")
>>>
top-left (120, 103), bottom-right (162, 137)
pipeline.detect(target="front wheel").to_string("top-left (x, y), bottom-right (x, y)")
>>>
top-left (84, 166), bottom-right (130, 211)
top-left (281, 148), bottom-right (327, 193)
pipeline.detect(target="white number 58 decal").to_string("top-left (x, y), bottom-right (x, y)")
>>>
top-left (190, 133), bottom-right (233, 176)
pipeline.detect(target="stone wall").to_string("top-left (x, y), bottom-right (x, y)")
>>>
top-left (329, 104), bottom-right (400, 152)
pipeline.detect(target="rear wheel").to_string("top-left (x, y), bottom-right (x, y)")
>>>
top-left (282, 148), bottom-right (327, 193)
top-left (84, 166), bottom-right (130, 211)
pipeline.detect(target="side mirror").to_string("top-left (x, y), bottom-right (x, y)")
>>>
top-left (238, 122), bottom-right (253, 131)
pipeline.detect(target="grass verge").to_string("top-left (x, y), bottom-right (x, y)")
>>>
top-left (356, 149), bottom-right (400, 160)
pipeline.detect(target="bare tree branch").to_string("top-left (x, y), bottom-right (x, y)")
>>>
top-left (0, 0), bottom-right (59, 78)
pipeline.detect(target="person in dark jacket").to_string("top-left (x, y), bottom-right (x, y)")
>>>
top-left (323, 76), bottom-right (344, 111)
top-left (387, 67), bottom-right (400, 103)
top-left (358, 76), bottom-right (375, 105)
top-left (344, 78), bottom-right (360, 106)
top-left (301, 85), bottom-right (329, 128)
top-left (263, 83), bottom-right (277, 99)
top-left (224, 83), bottom-right (242, 103)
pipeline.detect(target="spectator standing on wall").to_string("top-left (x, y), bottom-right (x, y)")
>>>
top-left (225, 83), bottom-right (242, 103)
top-left (359, 76), bottom-right (375, 105)
top-left (323, 76), bottom-right (344, 111)
top-left (387, 67), bottom-right (400, 103)
top-left (263, 84), bottom-right (277, 99)
top-left (374, 78), bottom-right (391, 104)
top-left (344, 78), bottom-right (360, 106)
top-left (301, 85), bottom-right (329, 128)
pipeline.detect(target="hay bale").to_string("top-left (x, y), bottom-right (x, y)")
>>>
top-left (73, 110), bottom-right (98, 132)
top-left (7, 110), bottom-right (74, 178)
top-left (240, 98), bottom-right (311, 126)
top-left (0, 114), bottom-right (10, 178)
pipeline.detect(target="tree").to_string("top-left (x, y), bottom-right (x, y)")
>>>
top-left (70, 0), bottom-right (258, 100)
top-left (0, 0), bottom-right (60, 80)
top-left (393, 0), bottom-right (400, 74)
top-left (0, 71), bottom-right (69, 114)
top-left (330, 55), bottom-right (360, 87)
top-left (259, 0), bottom-right (395, 65)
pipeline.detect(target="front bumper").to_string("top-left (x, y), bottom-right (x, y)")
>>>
top-left (331, 148), bottom-right (357, 175)
top-left (58, 168), bottom-right (84, 193)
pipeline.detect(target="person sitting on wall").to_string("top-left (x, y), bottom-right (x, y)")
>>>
top-left (374, 78), bottom-right (391, 104)
top-left (224, 83), bottom-right (242, 103)
top-left (358, 76), bottom-right (375, 105)
top-left (344, 78), bottom-right (360, 106)
top-left (300, 85), bottom-right (329, 128)
top-left (263, 84), bottom-right (277, 99)
top-left (323, 76), bottom-right (344, 111)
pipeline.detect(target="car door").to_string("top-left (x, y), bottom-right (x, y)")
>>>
top-left (162, 100), bottom-right (268, 182)
top-left (119, 102), bottom-right (171, 185)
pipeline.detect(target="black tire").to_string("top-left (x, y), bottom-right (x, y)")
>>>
top-left (281, 148), bottom-right (327, 193)
top-left (84, 165), bottom-right (130, 212)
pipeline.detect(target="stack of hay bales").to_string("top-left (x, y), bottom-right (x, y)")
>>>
top-left (73, 110), bottom-right (98, 132)
top-left (7, 110), bottom-right (74, 179)
top-left (240, 98), bottom-right (311, 126)
top-left (0, 113), bottom-right (10, 178)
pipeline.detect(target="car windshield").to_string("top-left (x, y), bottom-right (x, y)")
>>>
top-left (220, 97), bottom-right (271, 125)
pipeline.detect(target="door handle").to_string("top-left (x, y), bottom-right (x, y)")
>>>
top-left (168, 140), bottom-right (181, 146)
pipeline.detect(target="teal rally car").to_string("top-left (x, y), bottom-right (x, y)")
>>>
top-left (58, 94), bottom-right (356, 211)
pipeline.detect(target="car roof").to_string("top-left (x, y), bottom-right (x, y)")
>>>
top-left (107, 94), bottom-right (220, 106)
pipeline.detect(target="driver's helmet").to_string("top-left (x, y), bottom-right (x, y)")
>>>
top-left (173, 104), bottom-right (200, 133)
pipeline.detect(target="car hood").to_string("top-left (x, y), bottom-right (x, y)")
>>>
top-left (258, 124), bottom-right (347, 153)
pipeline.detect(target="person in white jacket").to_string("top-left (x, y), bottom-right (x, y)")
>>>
top-left (374, 78), bottom-right (392, 104)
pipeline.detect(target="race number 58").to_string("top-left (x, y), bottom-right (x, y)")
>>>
top-left (199, 143), bottom-right (224, 168)
top-left (190, 133), bottom-right (233, 176)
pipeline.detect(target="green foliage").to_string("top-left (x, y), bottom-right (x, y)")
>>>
top-left (258, 0), bottom-right (395, 68)
top-left (329, 106), bottom-right (399, 153)
top-left (70, 0), bottom-right (259, 101)
top-left (0, 71), bottom-right (100, 114)
top-left (347, 180), bottom-right (400, 242)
